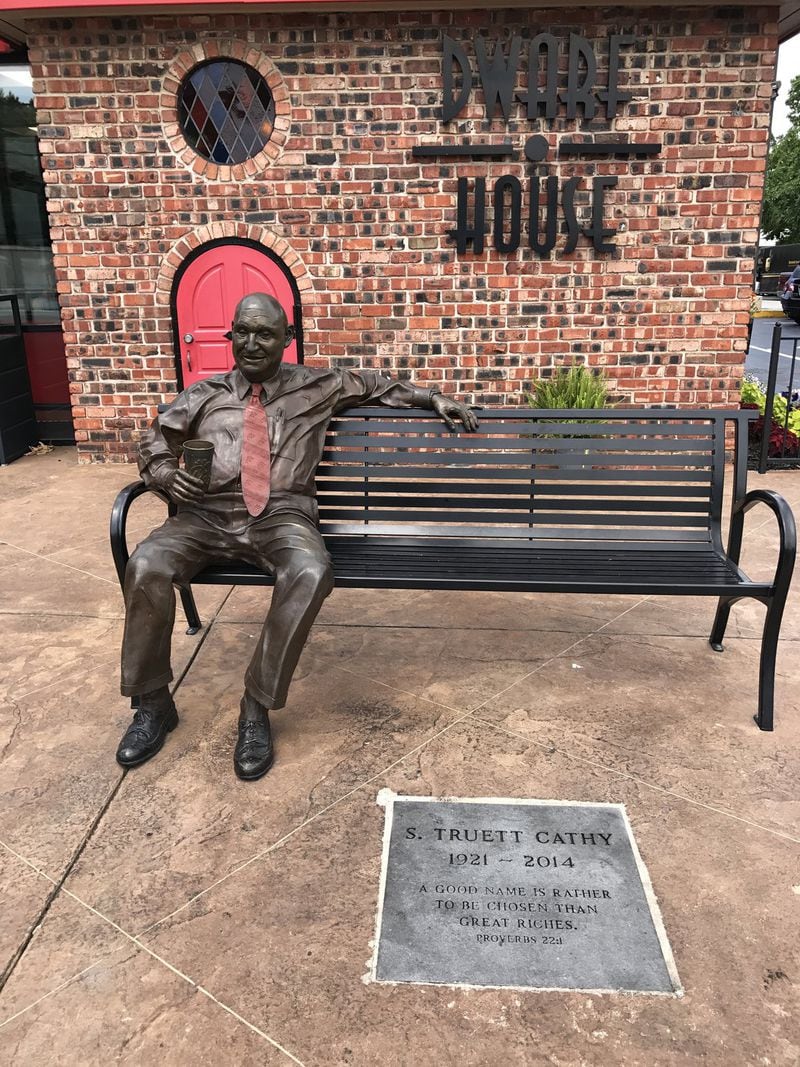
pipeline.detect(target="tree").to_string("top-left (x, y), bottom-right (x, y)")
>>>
top-left (0, 88), bottom-right (35, 127)
top-left (762, 75), bottom-right (800, 242)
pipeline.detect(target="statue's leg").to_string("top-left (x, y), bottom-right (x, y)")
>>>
top-left (242, 515), bottom-right (334, 711)
top-left (120, 513), bottom-right (224, 698)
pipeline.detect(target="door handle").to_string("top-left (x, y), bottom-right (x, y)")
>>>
top-left (186, 350), bottom-right (192, 371)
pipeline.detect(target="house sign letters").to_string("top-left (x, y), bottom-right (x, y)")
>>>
top-left (410, 33), bottom-right (662, 258)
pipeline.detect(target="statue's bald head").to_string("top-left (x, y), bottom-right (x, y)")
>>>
top-left (233, 291), bottom-right (287, 329)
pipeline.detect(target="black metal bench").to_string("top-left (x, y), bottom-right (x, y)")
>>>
top-left (110, 407), bottom-right (796, 731)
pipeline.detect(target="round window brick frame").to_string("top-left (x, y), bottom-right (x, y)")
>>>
top-left (161, 40), bottom-right (290, 181)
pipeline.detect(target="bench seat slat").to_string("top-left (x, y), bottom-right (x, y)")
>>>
top-left (325, 536), bottom-right (725, 552)
top-left (318, 509), bottom-right (711, 527)
top-left (188, 543), bottom-right (760, 597)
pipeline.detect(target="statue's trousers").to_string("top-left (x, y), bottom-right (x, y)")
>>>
top-left (120, 510), bottom-right (334, 709)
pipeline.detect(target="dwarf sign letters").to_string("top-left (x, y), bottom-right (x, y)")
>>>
top-left (411, 32), bottom-right (662, 258)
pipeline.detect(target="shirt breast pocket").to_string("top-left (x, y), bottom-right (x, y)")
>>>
top-left (270, 407), bottom-right (285, 454)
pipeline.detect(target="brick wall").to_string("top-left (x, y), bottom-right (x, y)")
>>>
top-left (27, 6), bottom-right (778, 461)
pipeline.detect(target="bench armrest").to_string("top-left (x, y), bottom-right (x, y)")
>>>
top-left (730, 489), bottom-right (797, 594)
top-left (109, 480), bottom-right (170, 591)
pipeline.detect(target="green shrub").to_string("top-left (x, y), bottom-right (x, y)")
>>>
top-left (526, 365), bottom-right (609, 410)
top-left (741, 375), bottom-right (766, 409)
top-left (742, 374), bottom-right (800, 436)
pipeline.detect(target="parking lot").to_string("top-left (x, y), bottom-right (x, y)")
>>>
top-left (746, 313), bottom-right (800, 394)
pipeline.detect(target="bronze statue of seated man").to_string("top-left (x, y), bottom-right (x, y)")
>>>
top-left (117, 291), bottom-right (478, 780)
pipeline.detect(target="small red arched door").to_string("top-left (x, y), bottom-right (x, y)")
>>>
top-left (174, 243), bottom-right (299, 387)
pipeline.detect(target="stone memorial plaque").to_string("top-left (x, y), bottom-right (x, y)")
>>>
top-left (371, 793), bottom-right (681, 994)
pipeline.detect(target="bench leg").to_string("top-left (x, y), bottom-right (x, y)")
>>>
top-left (756, 597), bottom-right (785, 732)
top-left (179, 585), bottom-right (202, 635)
top-left (709, 596), bottom-right (734, 651)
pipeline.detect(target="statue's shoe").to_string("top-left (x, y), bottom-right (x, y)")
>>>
top-left (116, 700), bottom-right (179, 768)
top-left (234, 712), bottom-right (274, 780)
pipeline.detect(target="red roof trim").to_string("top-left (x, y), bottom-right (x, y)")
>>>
top-left (1, 0), bottom-right (382, 8)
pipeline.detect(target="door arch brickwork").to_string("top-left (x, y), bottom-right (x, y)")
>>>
top-left (155, 222), bottom-right (314, 390)
top-left (157, 223), bottom-right (313, 304)
top-left (173, 240), bottom-right (302, 388)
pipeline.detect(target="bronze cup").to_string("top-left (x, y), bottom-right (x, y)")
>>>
top-left (182, 439), bottom-right (215, 493)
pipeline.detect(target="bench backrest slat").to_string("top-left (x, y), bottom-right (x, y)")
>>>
top-left (317, 463), bottom-right (715, 483)
top-left (317, 407), bottom-right (747, 546)
top-left (319, 479), bottom-right (714, 498)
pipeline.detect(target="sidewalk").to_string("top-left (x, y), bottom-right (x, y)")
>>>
top-left (753, 297), bottom-right (785, 318)
top-left (1, 448), bottom-right (799, 1065)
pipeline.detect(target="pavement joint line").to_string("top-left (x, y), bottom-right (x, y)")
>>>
top-left (748, 511), bottom-right (790, 534)
top-left (0, 945), bottom-right (131, 1033)
top-left (226, 624), bottom-right (259, 641)
top-left (751, 514), bottom-right (775, 532)
top-left (577, 631), bottom-right (799, 642)
top-left (469, 716), bottom-right (800, 846)
top-left (0, 844), bottom-right (63, 994)
top-left (63, 910), bottom-right (305, 1064)
top-left (0, 844), bottom-right (306, 1061)
top-left (136, 713), bottom-right (475, 940)
top-left (467, 596), bottom-right (652, 716)
top-left (0, 539), bottom-right (119, 586)
top-left (39, 520), bottom-right (154, 561)
top-left (0, 586), bottom-right (232, 1024)
top-left (0, 610), bottom-right (124, 621)
top-left (7, 654), bottom-right (118, 704)
top-left (0, 771), bottom-right (125, 995)
top-left (218, 616), bottom-right (630, 634)
top-left (331, 662), bottom-right (464, 716)
top-left (4, 625), bottom-right (118, 701)
top-left (326, 611), bottom-right (637, 715)
top-left (194, 986), bottom-right (307, 1065)
top-left (168, 587), bottom-right (234, 697)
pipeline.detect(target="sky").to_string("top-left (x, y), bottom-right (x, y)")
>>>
top-left (773, 33), bottom-right (800, 136)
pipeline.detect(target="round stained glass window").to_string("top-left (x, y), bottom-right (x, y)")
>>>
top-left (178, 60), bottom-right (276, 165)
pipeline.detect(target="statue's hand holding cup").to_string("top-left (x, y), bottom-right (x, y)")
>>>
top-left (167, 440), bottom-right (215, 504)
top-left (182, 439), bottom-right (215, 493)
top-left (168, 440), bottom-right (214, 504)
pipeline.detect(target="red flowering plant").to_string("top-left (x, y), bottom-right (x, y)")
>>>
top-left (741, 375), bottom-right (800, 459)
top-left (751, 415), bottom-right (800, 457)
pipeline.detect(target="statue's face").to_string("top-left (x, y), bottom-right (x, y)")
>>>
top-left (231, 299), bottom-right (294, 383)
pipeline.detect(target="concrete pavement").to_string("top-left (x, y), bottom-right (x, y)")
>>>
top-left (1, 448), bottom-right (799, 1065)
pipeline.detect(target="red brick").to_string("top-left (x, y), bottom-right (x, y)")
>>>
top-left (26, 8), bottom-right (774, 461)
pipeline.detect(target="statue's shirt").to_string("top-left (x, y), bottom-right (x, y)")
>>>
top-left (138, 365), bottom-right (424, 532)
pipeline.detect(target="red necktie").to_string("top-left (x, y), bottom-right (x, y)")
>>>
top-left (241, 382), bottom-right (270, 517)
